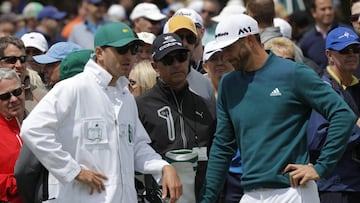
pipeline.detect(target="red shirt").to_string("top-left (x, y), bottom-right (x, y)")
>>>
top-left (0, 115), bottom-right (23, 203)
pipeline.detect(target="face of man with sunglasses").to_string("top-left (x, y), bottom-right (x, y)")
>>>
top-left (174, 29), bottom-right (197, 55)
top-left (326, 45), bottom-right (360, 74)
top-left (0, 43), bottom-right (27, 83)
top-left (0, 75), bottom-right (25, 119)
top-left (153, 50), bottom-right (190, 90)
top-left (96, 42), bottom-right (139, 83)
top-left (351, 1), bottom-right (360, 36)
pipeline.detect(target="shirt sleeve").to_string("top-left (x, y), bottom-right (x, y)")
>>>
top-left (200, 77), bottom-right (237, 203)
top-left (20, 84), bottom-right (81, 183)
top-left (294, 64), bottom-right (356, 178)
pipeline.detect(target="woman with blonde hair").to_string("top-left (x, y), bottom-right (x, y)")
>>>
top-left (128, 60), bottom-right (157, 97)
top-left (264, 36), bottom-right (296, 61)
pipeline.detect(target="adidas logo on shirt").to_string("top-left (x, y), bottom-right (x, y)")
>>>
top-left (270, 88), bottom-right (282, 96)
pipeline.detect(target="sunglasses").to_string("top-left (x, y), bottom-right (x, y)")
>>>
top-left (350, 13), bottom-right (360, 22)
top-left (143, 18), bottom-right (161, 25)
top-left (116, 44), bottom-right (139, 55)
top-left (160, 51), bottom-right (188, 66)
top-left (0, 55), bottom-right (27, 64)
top-left (338, 47), bottom-right (360, 55)
top-left (201, 9), bottom-right (216, 17)
top-left (0, 87), bottom-right (22, 101)
top-left (177, 34), bottom-right (196, 45)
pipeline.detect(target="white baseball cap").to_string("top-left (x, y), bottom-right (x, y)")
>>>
top-left (130, 3), bottom-right (166, 21)
top-left (107, 4), bottom-right (126, 22)
top-left (173, 8), bottom-right (203, 28)
top-left (214, 14), bottom-right (259, 49)
top-left (137, 32), bottom-right (156, 45)
top-left (203, 40), bottom-right (222, 61)
top-left (21, 32), bottom-right (48, 52)
top-left (212, 5), bottom-right (246, 23)
top-left (273, 18), bottom-right (292, 39)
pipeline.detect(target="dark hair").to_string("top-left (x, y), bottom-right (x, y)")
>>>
top-left (254, 34), bottom-right (261, 45)
top-left (203, 0), bottom-right (221, 14)
top-left (246, 0), bottom-right (275, 27)
top-left (0, 36), bottom-right (25, 57)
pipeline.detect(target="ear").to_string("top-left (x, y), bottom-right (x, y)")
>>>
top-left (95, 47), bottom-right (104, 64)
top-left (202, 62), bottom-right (209, 73)
top-left (325, 49), bottom-right (332, 59)
top-left (151, 61), bottom-right (160, 73)
top-left (325, 49), bottom-right (334, 65)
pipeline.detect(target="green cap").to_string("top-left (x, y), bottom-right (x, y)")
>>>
top-left (59, 49), bottom-right (93, 80)
top-left (94, 22), bottom-right (144, 47)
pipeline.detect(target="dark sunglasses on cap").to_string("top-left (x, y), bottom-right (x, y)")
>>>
top-left (0, 55), bottom-right (27, 64)
top-left (116, 44), bottom-right (139, 55)
top-left (177, 34), bottom-right (196, 45)
top-left (0, 87), bottom-right (23, 101)
top-left (350, 13), bottom-right (360, 22)
top-left (160, 51), bottom-right (188, 66)
top-left (338, 47), bottom-right (360, 55)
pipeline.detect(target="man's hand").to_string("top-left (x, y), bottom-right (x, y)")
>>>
top-left (283, 163), bottom-right (320, 187)
top-left (161, 165), bottom-right (183, 203)
top-left (75, 168), bottom-right (108, 194)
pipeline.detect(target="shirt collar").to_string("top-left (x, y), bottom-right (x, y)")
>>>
top-left (326, 66), bottom-right (359, 89)
top-left (84, 59), bottom-right (129, 90)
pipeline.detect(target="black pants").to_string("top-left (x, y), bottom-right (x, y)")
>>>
top-left (221, 172), bottom-right (243, 203)
top-left (320, 191), bottom-right (360, 203)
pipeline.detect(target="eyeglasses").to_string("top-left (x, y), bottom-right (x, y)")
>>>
top-left (350, 13), bottom-right (360, 22)
top-left (338, 47), bottom-right (360, 54)
top-left (201, 9), bottom-right (216, 17)
top-left (177, 34), bottom-right (196, 45)
top-left (0, 55), bottom-right (27, 64)
top-left (116, 44), bottom-right (139, 55)
top-left (0, 87), bottom-right (22, 101)
top-left (160, 51), bottom-right (188, 66)
top-left (26, 48), bottom-right (43, 56)
top-left (129, 79), bottom-right (136, 87)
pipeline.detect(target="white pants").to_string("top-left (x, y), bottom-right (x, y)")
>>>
top-left (240, 180), bottom-right (320, 203)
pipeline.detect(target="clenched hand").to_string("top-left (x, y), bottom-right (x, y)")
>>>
top-left (161, 165), bottom-right (183, 203)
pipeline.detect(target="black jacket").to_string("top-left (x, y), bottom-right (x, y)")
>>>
top-left (136, 79), bottom-right (216, 198)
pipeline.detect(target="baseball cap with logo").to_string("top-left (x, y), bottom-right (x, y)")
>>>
top-left (173, 8), bottom-right (203, 28)
top-left (203, 40), bottom-right (222, 61)
top-left (94, 22), bottom-right (144, 47)
top-left (214, 14), bottom-right (259, 50)
top-left (37, 6), bottom-right (67, 20)
top-left (21, 32), bottom-right (48, 52)
top-left (326, 27), bottom-right (360, 51)
top-left (33, 42), bottom-right (82, 64)
top-left (130, 3), bottom-right (166, 21)
top-left (152, 33), bottom-right (189, 61)
top-left (163, 15), bottom-right (197, 37)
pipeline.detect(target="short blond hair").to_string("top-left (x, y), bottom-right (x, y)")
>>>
top-left (131, 60), bottom-right (157, 95)
top-left (264, 37), bottom-right (295, 60)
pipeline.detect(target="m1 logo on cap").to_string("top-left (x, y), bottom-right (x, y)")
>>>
top-left (239, 26), bottom-right (252, 35)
